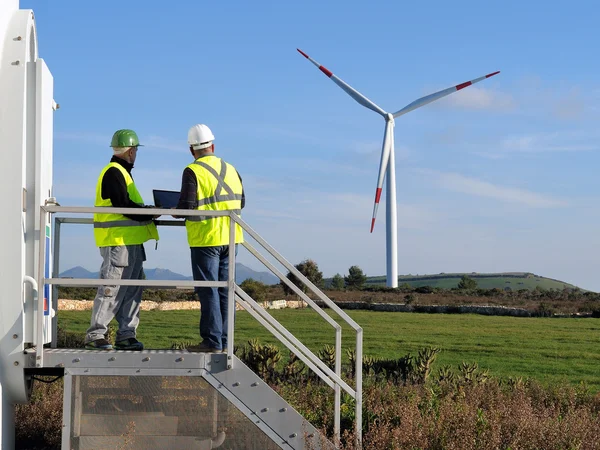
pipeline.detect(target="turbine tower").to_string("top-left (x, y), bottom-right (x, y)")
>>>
top-left (297, 48), bottom-right (499, 287)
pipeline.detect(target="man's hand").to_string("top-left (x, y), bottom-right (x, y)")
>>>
top-left (144, 204), bottom-right (161, 219)
top-left (171, 206), bottom-right (183, 219)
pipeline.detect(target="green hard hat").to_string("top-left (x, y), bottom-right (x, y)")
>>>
top-left (110, 129), bottom-right (143, 148)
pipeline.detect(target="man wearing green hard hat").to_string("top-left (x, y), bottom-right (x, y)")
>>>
top-left (85, 129), bottom-right (160, 351)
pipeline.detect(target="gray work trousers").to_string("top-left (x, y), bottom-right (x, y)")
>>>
top-left (85, 244), bottom-right (146, 344)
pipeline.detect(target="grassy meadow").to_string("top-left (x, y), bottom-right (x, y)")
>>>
top-left (58, 308), bottom-right (600, 391)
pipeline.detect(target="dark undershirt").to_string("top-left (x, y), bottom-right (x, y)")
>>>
top-left (100, 156), bottom-right (154, 222)
top-left (176, 156), bottom-right (245, 210)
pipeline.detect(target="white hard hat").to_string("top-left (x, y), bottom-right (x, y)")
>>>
top-left (188, 124), bottom-right (215, 150)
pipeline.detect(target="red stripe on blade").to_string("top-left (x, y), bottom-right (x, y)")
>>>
top-left (297, 48), bottom-right (309, 59)
top-left (370, 218), bottom-right (376, 233)
top-left (486, 71), bottom-right (500, 78)
top-left (375, 188), bottom-right (382, 204)
top-left (319, 65), bottom-right (333, 77)
top-left (456, 81), bottom-right (472, 90)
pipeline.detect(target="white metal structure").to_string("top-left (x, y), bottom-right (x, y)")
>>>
top-left (298, 49), bottom-right (500, 287)
top-left (0, 1), bottom-right (56, 447)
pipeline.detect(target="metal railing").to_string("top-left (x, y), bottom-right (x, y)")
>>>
top-left (36, 205), bottom-right (363, 448)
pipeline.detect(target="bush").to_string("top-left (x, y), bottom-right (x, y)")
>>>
top-left (330, 273), bottom-right (345, 290)
top-left (344, 266), bottom-right (367, 290)
top-left (281, 259), bottom-right (323, 295)
top-left (239, 278), bottom-right (268, 302)
top-left (405, 293), bottom-right (418, 305)
top-left (15, 378), bottom-right (63, 449)
top-left (536, 302), bottom-right (556, 317)
top-left (415, 285), bottom-right (434, 294)
top-left (399, 282), bottom-right (412, 291)
top-left (458, 275), bottom-right (478, 289)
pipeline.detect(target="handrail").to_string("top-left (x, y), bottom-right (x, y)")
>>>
top-left (235, 286), bottom-right (355, 397)
top-left (38, 204), bottom-right (363, 448)
top-left (232, 215), bottom-right (363, 445)
top-left (44, 278), bottom-right (227, 288)
top-left (234, 216), bottom-right (362, 331)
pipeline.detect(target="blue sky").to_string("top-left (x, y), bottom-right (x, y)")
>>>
top-left (21, 0), bottom-right (600, 290)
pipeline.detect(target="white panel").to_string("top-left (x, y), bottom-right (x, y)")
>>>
top-left (35, 58), bottom-right (54, 344)
top-left (1, 381), bottom-right (16, 450)
top-left (0, 8), bottom-right (37, 406)
top-left (0, 0), bottom-right (19, 70)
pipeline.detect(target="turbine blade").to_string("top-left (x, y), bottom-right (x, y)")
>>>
top-left (297, 48), bottom-right (387, 117)
top-left (392, 71), bottom-right (500, 118)
top-left (371, 121), bottom-right (393, 232)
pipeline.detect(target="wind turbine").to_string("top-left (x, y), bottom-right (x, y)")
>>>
top-left (297, 48), bottom-right (499, 287)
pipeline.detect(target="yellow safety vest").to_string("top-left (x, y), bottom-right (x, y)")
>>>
top-left (93, 162), bottom-right (159, 247)
top-left (185, 155), bottom-right (244, 247)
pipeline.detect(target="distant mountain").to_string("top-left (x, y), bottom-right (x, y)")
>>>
top-left (59, 266), bottom-right (97, 278)
top-left (235, 263), bottom-right (278, 285)
top-left (59, 263), bottom-right (279, 285)
top-left (144, 268), bottom-right (190, 281)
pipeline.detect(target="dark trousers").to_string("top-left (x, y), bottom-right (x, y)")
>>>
top-left (190, 245), bottom-right (236, 350)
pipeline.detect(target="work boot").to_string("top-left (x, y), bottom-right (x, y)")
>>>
top-left (186, 342), bottom-right (221, 353)
top-left (114, 338), bottom-right (144, 351)
top-left (85, 338), bottom-right (113, 350)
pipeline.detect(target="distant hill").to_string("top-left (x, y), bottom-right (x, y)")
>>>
top-left (235, 264), bottom-right (279, 285)
top-left (362, 272), bottom-right (580, 291)
top-left (60, 263), bottom-right (279, 285)
top-left (59, 266), bottom-right (96, 279)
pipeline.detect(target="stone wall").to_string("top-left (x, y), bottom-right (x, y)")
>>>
top-left (58, 299), bottom-right (593, 318)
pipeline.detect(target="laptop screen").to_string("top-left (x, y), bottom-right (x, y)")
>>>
top-left (152, 189), bottom-right (181, 209)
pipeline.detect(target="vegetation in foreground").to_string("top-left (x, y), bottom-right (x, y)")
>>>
top-left (16, 336), bottom-right (600, 450)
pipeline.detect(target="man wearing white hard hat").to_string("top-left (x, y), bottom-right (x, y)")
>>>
top-left (175, 124), bottom-right (245, 353)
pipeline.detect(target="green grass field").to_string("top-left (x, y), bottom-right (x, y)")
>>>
top-left (364, 273), bottom-right (579, 290)
top-left (59, 309), bottom-right (600, 391)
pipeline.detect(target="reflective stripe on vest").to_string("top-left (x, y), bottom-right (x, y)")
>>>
top-left (193, 160), bottom-right (244, 206)
top-left (93, 162), bottom-right (159, 247)
top-left (185, 156), bottom-right (243, 247)
top-left (93, 219), bottom-right (154, 228)
top-left (186, 209), bottom-right (243, 222)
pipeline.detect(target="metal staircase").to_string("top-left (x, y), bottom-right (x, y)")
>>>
top-left (34, 349), bottom-right (330, 449)
top-left (26, 205), bottom-right (363, 449)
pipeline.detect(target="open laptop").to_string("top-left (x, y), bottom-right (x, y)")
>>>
top-left (152, 189), bottom-right (181, 209)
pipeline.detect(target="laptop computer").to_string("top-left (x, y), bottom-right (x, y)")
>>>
top-left (152, 189), bottom-right (181, 209)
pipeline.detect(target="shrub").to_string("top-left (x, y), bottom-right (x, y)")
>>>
top-left (239, 278), bottom-right (268, 302)
top-left (405, 293), bottom-right (418, 305)
top-left (415, 285), bottom-right (434, 294)
top-left (536, 302), bottom-right (556, 317)
top-left (344, 266), bottom-right (367, 290)
top-left (15, 377), bottom-right (63, 449)
top-left (281, 259), bottom-right (323, 295)
top-left (330, 273), bottom-right (345, 290)
top-left (458, 275), bottom-right (478, 289)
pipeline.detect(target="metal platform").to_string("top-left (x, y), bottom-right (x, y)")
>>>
top-left (27, 349), bottom-right (333, 450)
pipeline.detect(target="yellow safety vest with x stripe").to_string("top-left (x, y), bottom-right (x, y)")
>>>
top-left (185, 155), bottom-right (244, 247)
top-left (93, 163), bottom-right (159, 247)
